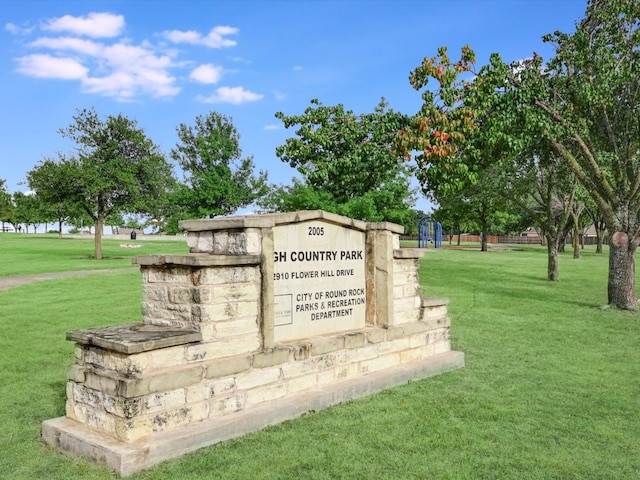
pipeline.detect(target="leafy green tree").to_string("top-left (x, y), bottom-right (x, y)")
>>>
top-left (261, 178), bottom-right (337, 213)
top-left (28, 108), bottom-right (176, 259)
top-left (433, 192), bottom-right (476, 246)
top-left (0, 179), bottom-right (13, 231)
top-left (13, 191), bottom-right (45, 233)
top-left (509, 146), bottom-right (578, 279)
top-left (26, 159), bottom-right (79, 238)
top-left (272, 99), bottom-right (416, 227)
top-left (170, 112), bottom-right (268, 222)
top-left (397, 1), bottom-right (640, 309)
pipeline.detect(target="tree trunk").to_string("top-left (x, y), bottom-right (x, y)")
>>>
top-left (558, 234), bottom-right (566, 253)
top-left (546, 235), bottom-right (560, 281)
top-left (95, 215), bottom-right (104, 260)
top-left (596, 234), bottom-right (603, 254)
top-left (58, 219), bottom-right (63, 240)
top-left (607, 232), bottom-right (638, 310)
top-left (573, 223), bottom-right (580, 259)
top-left (480, 213), bottom-right (488, 252)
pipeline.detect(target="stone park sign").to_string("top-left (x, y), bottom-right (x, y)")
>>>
top-left (273, 220), bottom-right (366, 341)
top-left (42, 210), bottom-right (464, 476)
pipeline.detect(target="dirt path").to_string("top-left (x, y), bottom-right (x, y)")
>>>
top-left (0, 268), bottom-right (137, 291)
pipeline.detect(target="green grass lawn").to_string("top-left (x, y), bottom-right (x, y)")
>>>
top-left (0, 233), bottom-right (189, 276)
top-left (1, 238), bottom-right (639, 479)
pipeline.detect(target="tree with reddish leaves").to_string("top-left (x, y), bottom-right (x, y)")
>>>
top-left (397, 0), bottom-right (640, 309)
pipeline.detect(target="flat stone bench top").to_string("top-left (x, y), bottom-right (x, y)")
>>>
top-left (67, 323), bottom-right (202, 354)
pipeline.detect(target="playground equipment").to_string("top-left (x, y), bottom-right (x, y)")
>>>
top-left (418, 216), bottom-right (442, 248)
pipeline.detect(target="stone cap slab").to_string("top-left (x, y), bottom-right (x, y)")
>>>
top-left (180, 216), bottom-right (275, 232)
top-left (179, 210), bottom-right (371, 233)
top-left (393, 248), bottom-right (425, 259)
top-left (132, 254), bottom-right (261, 267)
top-left (67, 323), bottom-right (202, 354)
top-left (368, 221), bottom-right (405, 234)
top-left (421, 297), bottom-right (450, 307)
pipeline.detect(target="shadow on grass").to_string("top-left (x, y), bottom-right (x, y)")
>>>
top-left (47, 381), bottom-right (67, 417)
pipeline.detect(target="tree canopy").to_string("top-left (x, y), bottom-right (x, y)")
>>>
top-left (28, 108), bottom-right (176, 259)
top-left (170, 111), bottom-right (268, 223)
top-left (269, 98), bottom-right (416, 226)
top-left (397, 0), bottom-right (640, 309)
top-left (0, 179), bottom-right (13, 229)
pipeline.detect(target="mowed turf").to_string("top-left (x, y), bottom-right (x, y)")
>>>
top-left (1, 235), bottom-right (639, 479)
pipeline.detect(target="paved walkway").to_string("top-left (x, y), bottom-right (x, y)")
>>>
top-left (0, 268), bottom-right (137, 290)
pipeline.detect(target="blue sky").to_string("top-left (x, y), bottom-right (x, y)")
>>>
top-left (2, 0), bottom-right (587, 214)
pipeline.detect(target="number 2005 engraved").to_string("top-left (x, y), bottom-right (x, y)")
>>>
top-left (308, 226), bottom-right (324, 235)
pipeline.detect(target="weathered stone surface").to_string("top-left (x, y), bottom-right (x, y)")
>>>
top-left (194, 266), bottom-right (259, 286)
top-left (343, 332), bottom-right (365, 349)
top-left (67, 365), bottom-right (85, 383)
top-left (421, 297), bottom-right (450, 308)
top-left (211, 393), bottom-right (245, 415)
top-left (186, 231), bottom-right (214, 253)
top-left (134, 254), bottom-right (261, 267)
top-left (252, 348), bottom-right (290, 368)
top-left (204, 355), bottom-right (252, 379)
top-left (377, 337), bottom-right (411, 354)
top-left (144, 390), bottom-right (187, 414)
top-left (82, 348), bottom-right (149, 376)
top-left (309, 336), bottom-right (344, 356)
top-left (143, 266), bottom-right (191, 284)
top-left (360, 353), bottom-right (401, 374)
top-left (236, 367), bottom-right (281, 390)
top-left (212, 230), bottom-right (262, 255)
top-left (195, 334), bottom-right (260, 361)
top-left (393, 248), bottom-right (423, 259)
top-left (44, 348), bottom-right (464, 475)
top-left (180, 215), bottom-right (276, 232)
top-left (148, 346), bottom-right (187, 370)
top-left (245, 383), bottom-right (286, 406)
top-left (142, 303), bottom-right (193, 327)
top-left (367, 221), bottom-right (404, 234)
top-left (285, 373), bottom-right (319, 393)
top-left (83, 365), bottom-right (204, 398)
top-left (47, 210), bottom-right (463, 476)
top-left (68, 324), bottom-right (201, 355)
top-left (214, 315), bottom-right (259, 338)
top-left (364, 328), bottom-right (386, 344)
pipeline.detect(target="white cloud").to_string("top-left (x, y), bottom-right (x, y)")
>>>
top-left (5, 22), bottom-right (34, 35)
top-left (43, 12), bottom-right (125, 38)
top-left (292, 65), bottom-right (303, 71)
top-left (163, 25), bottom-right (238, 48)
top-left (263, 124), bottom-right (281, 131)
top-left (30, 37), bottom-right (102, 56)
top-left (197, 86), bottom-right (263, 104)
top-left (189, 64), bottom-right (223, 84)
top-left (82, 70), bottom-right (180, 100)
top-left (16, 54), bottom-right (88, 79)
top-left (10, 13), bottom-right (242, 102)
top-left (18, 30), bottom-right (179, 100)
top-left (163, 29), bottom-right (200, 44)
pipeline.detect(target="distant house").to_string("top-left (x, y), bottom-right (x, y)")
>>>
top-left (521, 227), bottom-right (540, 239)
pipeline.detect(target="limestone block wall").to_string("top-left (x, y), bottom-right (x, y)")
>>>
top-left (392, 250), bottom-right (423, 325)
top-left (49, 211), bottom-right (460, 469)
top-left (64, 299), bottom-right (451, 443)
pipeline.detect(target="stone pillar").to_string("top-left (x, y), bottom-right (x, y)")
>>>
top-left (366, 222), bottom-right (405, 327)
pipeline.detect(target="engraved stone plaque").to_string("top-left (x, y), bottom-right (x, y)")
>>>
top-left (273, 220), bottom-right (366, 342)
